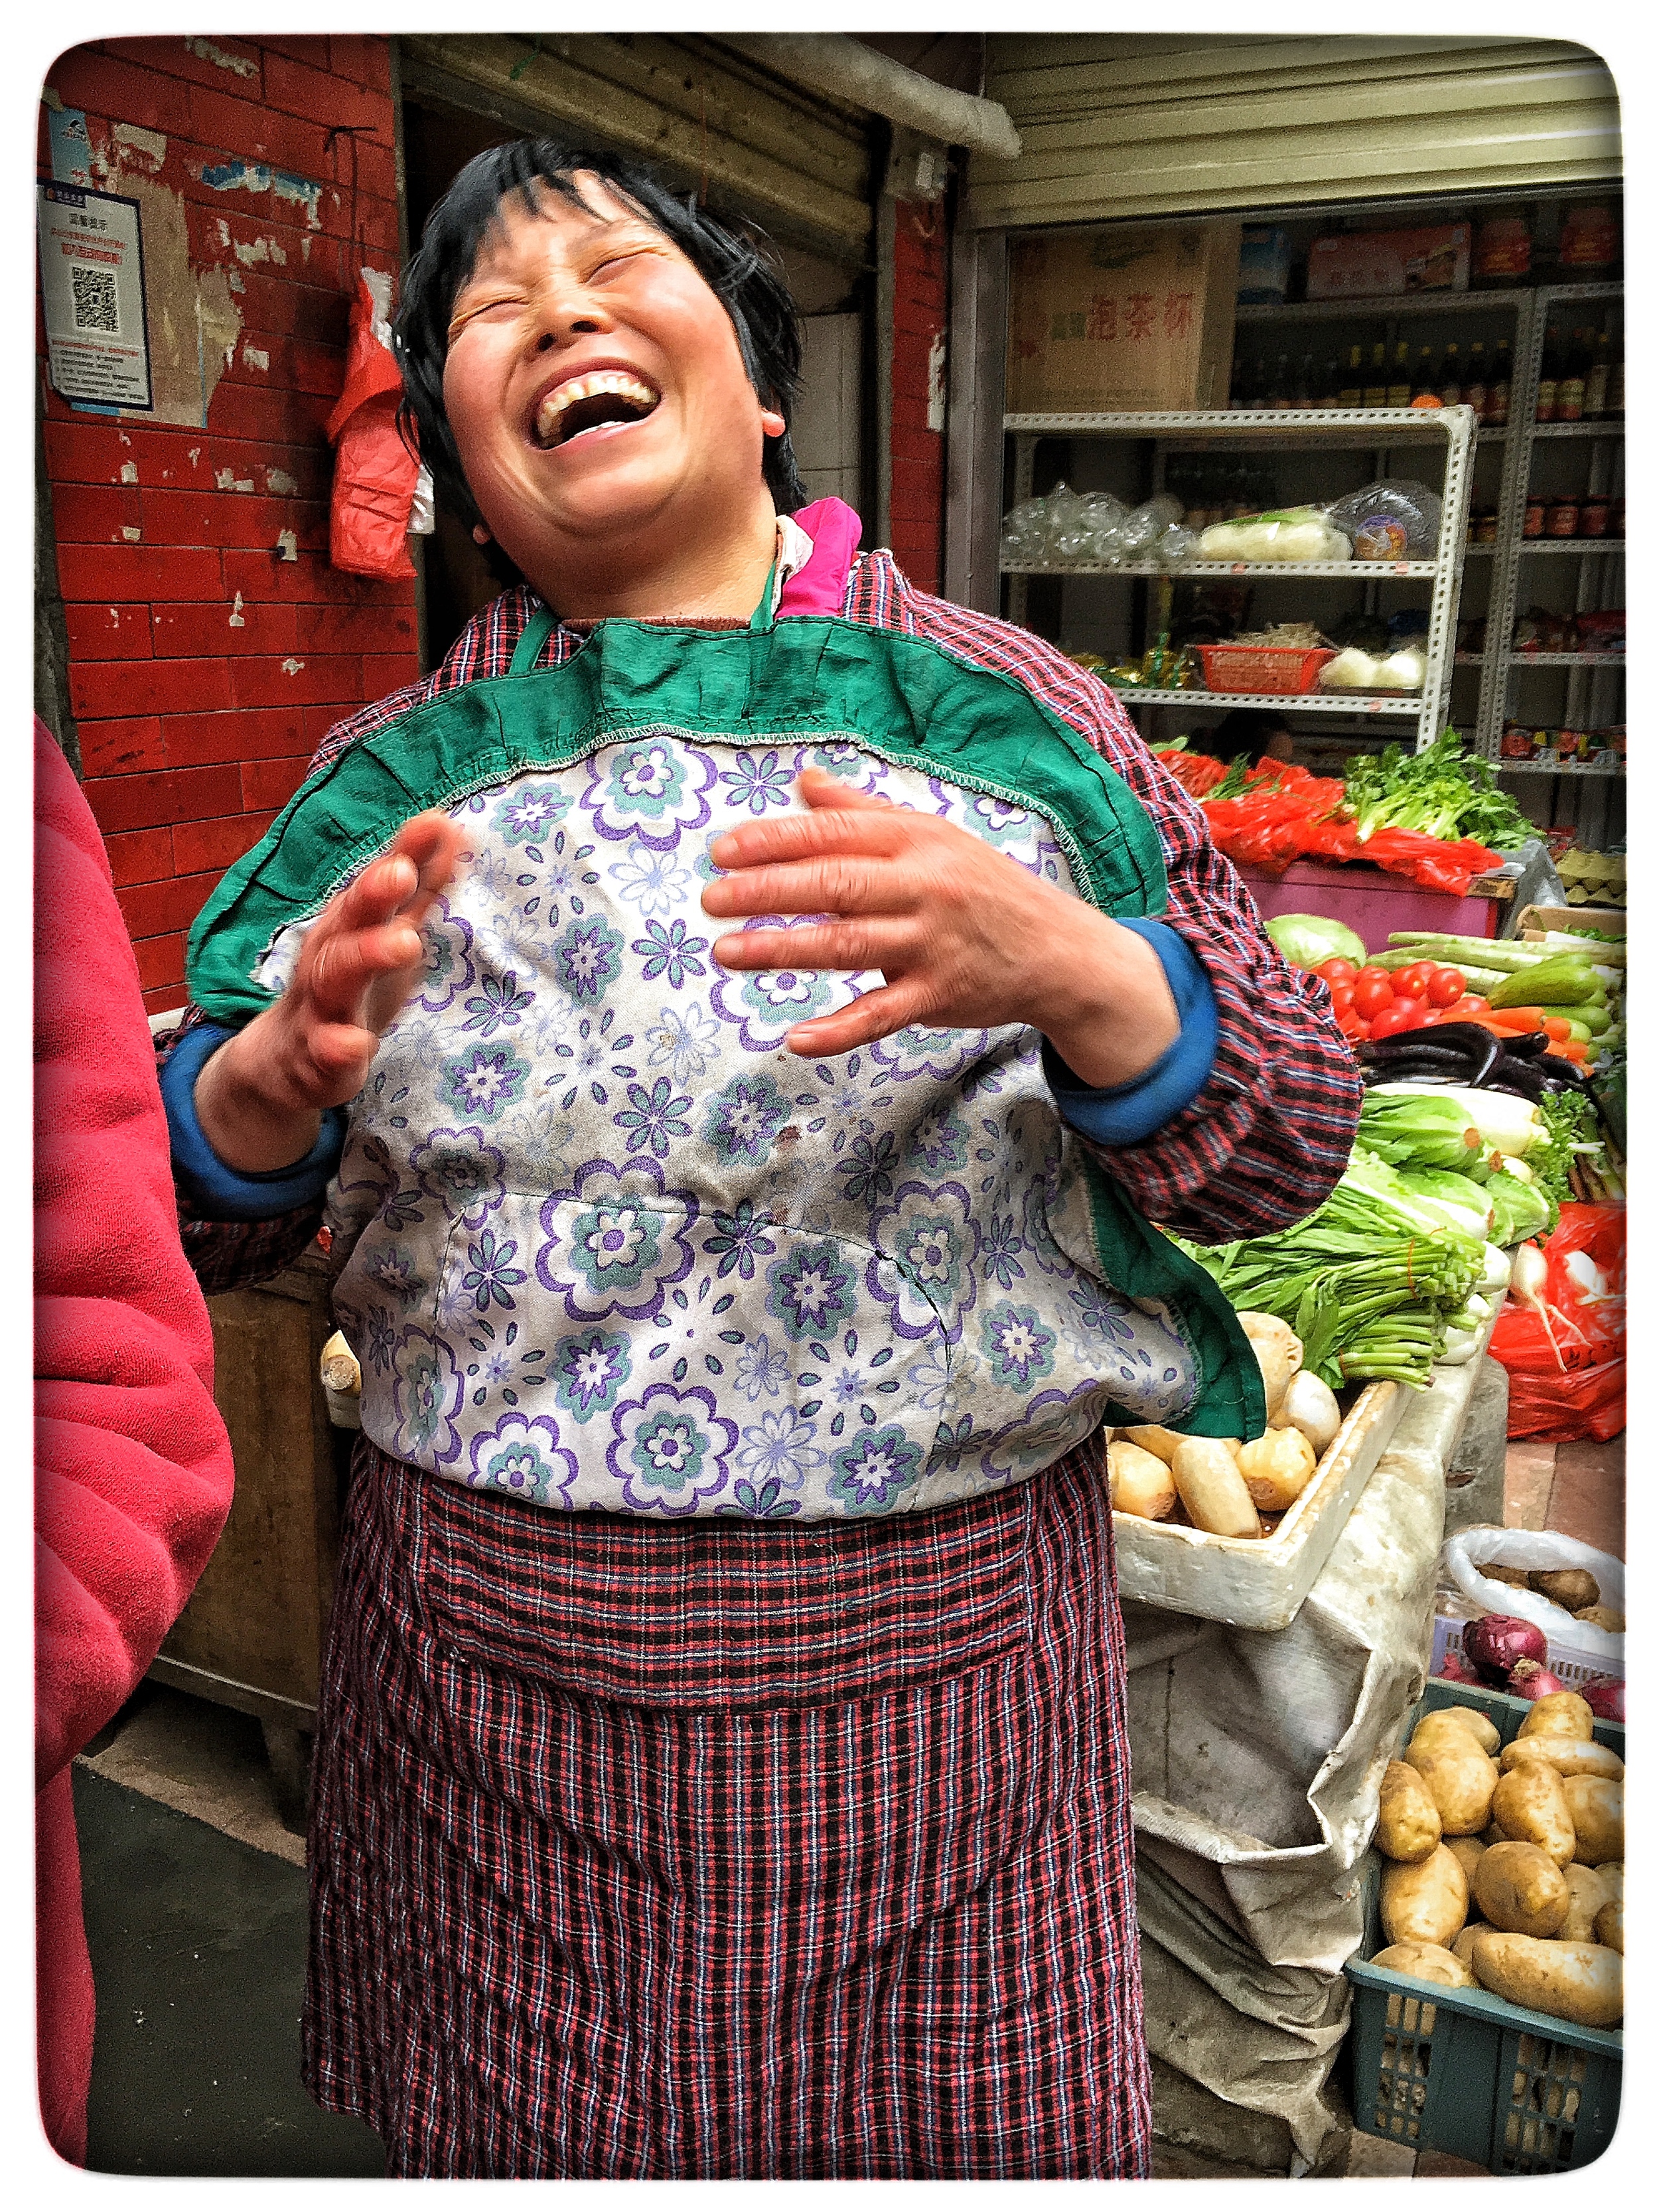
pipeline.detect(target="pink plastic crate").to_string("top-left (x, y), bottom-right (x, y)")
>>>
top-left (1238, 859), bottom-right (1501, 956)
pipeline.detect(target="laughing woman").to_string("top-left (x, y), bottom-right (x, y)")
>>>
top-left (165, 141), bottom-right (1360, 2179)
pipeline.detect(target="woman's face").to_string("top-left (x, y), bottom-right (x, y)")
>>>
top-left (441, 177), bottom-right (778, 595)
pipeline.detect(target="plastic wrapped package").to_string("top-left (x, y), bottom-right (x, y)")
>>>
top-left (1197, 507), bottom-right (1351, 563)
top-left (1318, 645), bottom-right (1426, 693)
top-left (1327, 479), bottom-right (1443, 560)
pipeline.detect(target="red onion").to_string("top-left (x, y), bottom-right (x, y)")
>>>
top-left (1437, 1649), bottom-right (1482, 1685)
top-left (1581, 1676), bottom-right (1625, 1724)
top-left (1508, 1659), bottom-right (1567, 1702)
top-left (1465, 1613), bottom-right (1548, 1687)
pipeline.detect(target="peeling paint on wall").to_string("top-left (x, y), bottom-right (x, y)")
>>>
top-left (215, 468), bottom-right (255, 491)
top-left (111, 123), bottom-right (167, 172)
top-left (241, 344), bottom-right (270, 372)
top-left (231, 234), bottom-right (287, 268)
top-left (184, 37), bottom-right (258, 80)
top-left (265, 468), bottom-right (298, 496)
top-left (93, 167), bottom-right (244, 429)
top-left (119, 461), bottom-right (137, 484)
top-left (198, 158), bottom-right (323, 230)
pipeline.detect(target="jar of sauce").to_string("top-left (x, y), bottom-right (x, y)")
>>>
top-left (1522, 493), bottom-right (1546, 538)
top-left (1579, 494), bottom-right (1611, 539)
top-left (1546, 496), bottom-right (1581, 539)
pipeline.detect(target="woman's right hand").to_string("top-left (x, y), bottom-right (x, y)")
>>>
top-left (194, 810), bottom-right (466, 1174)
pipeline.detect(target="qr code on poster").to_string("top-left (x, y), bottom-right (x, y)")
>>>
top-left (70, 265), bottom-right (119, 334)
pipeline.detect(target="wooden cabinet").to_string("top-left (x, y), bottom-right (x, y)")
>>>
top-left (153, 1244), bottom-right (349, 1824)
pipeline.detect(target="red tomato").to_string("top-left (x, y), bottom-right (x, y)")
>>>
top-left (1447, 994), bottom-right (1490, 1019)
top-left (1416, 1009), bottom-right (1444, 1027)
top-left (1315, 958), bottom-right (1359, 986)
top-left (1426, 966), bottom-right (1467, 1008)
top-left (1328, 981), bottom-right (1356, 1015)
top-left (1393, 961), bottom-right (1438, 999)
top-left (1368, 998), bottom-right (1426, 1039)
top-left (1336, 1012), bottom-right (1368, 1044)
top-left (1352, 969), bottom-right (1396, 1019)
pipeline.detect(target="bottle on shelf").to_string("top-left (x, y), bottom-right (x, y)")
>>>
top-left (1611, 343), bottom-right (1624, 420)
top-left (1293, 351), bottom-right (1317, 409)
top-left (1488, 338), bottom-right (1512, 427)
top-left (1437, 341), bottom-right (1462, 410)
top-left (1411, 345), bottom-right (1438, 404)
top-left (1557, 328), bottom-right (1590, 425)
top-left (1461, 340), bottom-right (1488, 423)
top-left (1584, 325), bottom-right (1612, 420)
top-left (1362, 340), bottom-right (1388, 408)
top-left (1320, 354), bottom-right (1342, 409)
top-left (1228, 352), bottom-right (1250, 410)
top-left (1386, 339), bottom-right (1413, 408)
top-left (1338, 343), bottom-right (1364, 409)
top-left (1268, 352), bottom-right (1294, 409)
top-left (1535, 323), bottom-right (1563, 423)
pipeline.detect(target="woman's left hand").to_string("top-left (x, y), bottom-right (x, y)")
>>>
top-left (702, 768), bottom-right (1182, 1088)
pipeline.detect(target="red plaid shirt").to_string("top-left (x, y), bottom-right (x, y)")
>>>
top-left (182, 557), bottom-right (1358, 1286)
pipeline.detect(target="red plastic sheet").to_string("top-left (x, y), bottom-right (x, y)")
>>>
top-left (325, 273), bottom-right (420, 581)
top-left (1489, 1203), bottom-right (1626, 1441)
top-left (1194, 760), bottom-right (1504, 893)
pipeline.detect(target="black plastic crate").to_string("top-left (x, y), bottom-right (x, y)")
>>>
top-left (1345, 1678), bottom-right (1623, 2173)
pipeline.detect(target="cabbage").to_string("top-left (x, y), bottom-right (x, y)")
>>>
top-left (1264, 913), bottom-right (1367, 971)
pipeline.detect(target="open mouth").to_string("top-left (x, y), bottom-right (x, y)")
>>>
top-left (531, 370), bottom-right (661, 450)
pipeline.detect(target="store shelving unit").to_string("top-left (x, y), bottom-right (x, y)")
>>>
top-left (1472, 281), bottom-right (1624, 812)
top-left (1001, 407), bottom-right (1475, 753)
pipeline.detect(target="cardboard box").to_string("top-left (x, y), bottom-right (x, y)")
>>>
top-left (1007, 222), bottom-right (1240, 414)
top-left (1306, 224), bottom-right (1471, 299)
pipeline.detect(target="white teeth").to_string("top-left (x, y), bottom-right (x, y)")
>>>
top-left (534, 371), bottom-right (659, 445)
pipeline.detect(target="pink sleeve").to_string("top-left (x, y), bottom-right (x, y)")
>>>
top-left (34, 723), bottom-right (236, 1788)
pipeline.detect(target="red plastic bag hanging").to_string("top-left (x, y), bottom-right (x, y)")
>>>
top-left (1489, 1203), bottom-right (1626, 1441)
top-left (326, 269), bottom-right (419, 580)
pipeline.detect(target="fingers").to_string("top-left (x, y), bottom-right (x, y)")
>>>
top-left (796, 765), bottom-right (891, 812)
top-left (301, 915), bottom-right (426, 1021)
top-left (710, 920), bottom-right (909, 974)
top-left (708, 794), bottom-right (911, 874)
top-left (784, 977), bottom-right (933, 1058)
top-left (702, 850), bottom-right (908, 923)
top-left (392, 810), bottom-right (467, 917)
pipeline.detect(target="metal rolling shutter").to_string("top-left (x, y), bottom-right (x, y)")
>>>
top-left (966, 35), bottom-right (1621, 230)
top-left (399, 31), bottom-right (874, 265)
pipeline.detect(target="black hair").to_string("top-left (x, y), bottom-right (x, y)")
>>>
top-left (394, 139), bottom-right (806, 567)
top-left (1189, 707), bottom-right (1295, 761)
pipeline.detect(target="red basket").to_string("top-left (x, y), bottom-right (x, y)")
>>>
top-left (1194, 644), bottom-right (1335, 696)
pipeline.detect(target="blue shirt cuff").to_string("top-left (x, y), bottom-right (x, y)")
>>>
top-left (1043, 918), bottom-right (1218, 1147)
top-left (161, 1019), bottom-right (346, 1222)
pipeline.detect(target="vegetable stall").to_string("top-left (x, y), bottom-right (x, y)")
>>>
top-left (1112, 747), bottom-right (1624, 2173)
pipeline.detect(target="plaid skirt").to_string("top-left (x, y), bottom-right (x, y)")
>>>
top-left (300, 1436), bottom-right (1150, 2178)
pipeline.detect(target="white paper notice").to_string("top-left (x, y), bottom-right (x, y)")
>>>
top-left (38, 182), bottom-right (153, 411)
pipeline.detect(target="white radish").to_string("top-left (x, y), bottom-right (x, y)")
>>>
top-left (1508, 1242), bottom-right (1589, 1372)
top-left (1277, 1370), bottom-right (1342, 1457)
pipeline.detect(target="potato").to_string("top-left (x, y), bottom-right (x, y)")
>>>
top-left (1431, 1706), bottom-right (1500, 1757)
top-left (1410, 1708), bottom-right (1496, 1759)
top-left (1529, 1568), bottom-right (1599, 1611)
top-left (1560, 1866), bottom-right (1611, 1944)
top-left (1371, 1942), bottom-right (1475, 1990)
top-left (1169, 1438), bottom-right (1262, 1539)
top-left (1499, 1735), bottom-right (1623, 1782)
top-left (1573, 1605), bottom-right (1626, 1633)
top-left (1121, 1426), bottom-right (1190, 1466)
top-left (1516, 1691), bottom-right (1595, 1741)
top-left (1235, 1427), bottom-right (1318, 1512)
top-left (1594, 1899), bottom-right (1623, 1954)
top-left (1563, 1777), bottom-right (1623, 1866)
top-left (1482, 1563), bottom-right (1534, 1589)
top-left (1445, 1836), bottom-right (1486, 1886)
top-left (1597, 1863), bottom-right (1623, 1904)
top-left (1376, 1761), bottom-right (1442, 1863)
top-left (1380, 1845), bottom-right (1468, 1949)
top-left (1402, 1743), bottom-right (1496, 1835)
top-left (1472, 1841), bottom-right (1569, 1937)
top-left (1451, 1921), bottom-right (1491, 1968)
top-left (1470, 1933), bottom-right (1623, 2029)
top-left (1492, 1760), bottom-right (1577, 1867)
top-left (1108, 1441), bottom-right (1177, 1521)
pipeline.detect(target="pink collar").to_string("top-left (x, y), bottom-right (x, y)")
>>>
top-left (776, 497), bottom-right (863, 619)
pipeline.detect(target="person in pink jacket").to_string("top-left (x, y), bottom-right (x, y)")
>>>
top-left (34, 719), bottom-right (237, 2163)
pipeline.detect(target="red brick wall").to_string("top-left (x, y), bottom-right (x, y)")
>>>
top-left (887, 201), bottom-right (948, 594)
top-left (39, 36), bottom-right (418, 1013)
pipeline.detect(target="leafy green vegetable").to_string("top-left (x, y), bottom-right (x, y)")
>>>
top-left (1205, 753), bottom-right (1262, 803)
top-left (1342, 729), bottom-right (1532, 849)
top-left (1263, 912), bottom-right (1367, 971)
top-left (1357, 1092), bottom-right (1490, 1176)
top-left (1484, 1169), bottom-right (1552, 1246)
top-left (1530, 1090), bottom-right (1604, 1213)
